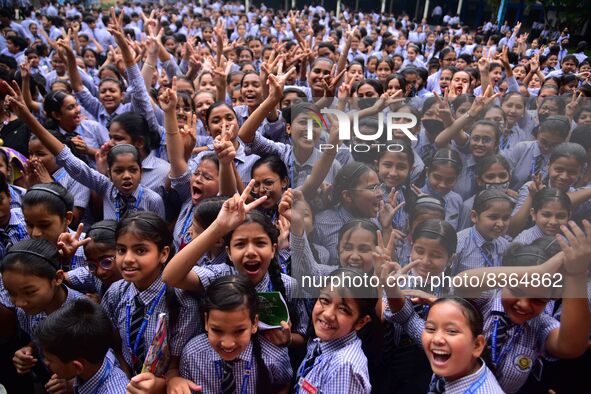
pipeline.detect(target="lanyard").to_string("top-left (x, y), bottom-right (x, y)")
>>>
top-left (471, 228), bottom-right (495, 267)
top-left (87, 358), bottom-right (113, 394)
top-left (463, 367), bottom-right (488, 394)
top-left (53, 168), bottom-right (67, 183)
top-left (180, 205), bottom-right (195, 244)
top-left (490, 316), bottom-right (523, 367)
top-left (215, 359), bottom-right (251, 394)
top-left (115, 186), bottom-right (144, 221)
top-left (125, 284), bottom-right (166, 359)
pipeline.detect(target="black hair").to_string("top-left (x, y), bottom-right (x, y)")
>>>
top-left (472, 189), bottom-right (514, 214)
top-left (283, 102), bottom-right (321, 125)
top-left (357, 79), bottom-right (384, 96)
top-left (427, 296), bottom-right (483, 338)
top-left (0, 171), bottom-right (8, 196)
top-left (573, 105), bottom-right (591, 124)
top-left (0, 239), bottom-right (61, 279)
top-left (412, 219), bottom-right (457, 256)
top-left (428, 148), bottom-right (463, 176)
top-left (43, 90), bottom-right (74, 129)
top-left (538, 115), bottom-right (570, 139)
top-left (408, 195), bottom-right (446, 224)
top-left (195, 196), bottom-right (227, 229)
top-left (532, 187), bottom-right (571, 213)
top-left (23, 182), bottom-right (74, 217)
top-left (225, 211), bottom-right (287, 305)
top-left (107, 144), bottom-right (142, 169)
top-left (86, 220), bottom-right (118, 249)
top-left (331, 162), bottom-right (374, 207)
top-left (98, 76), bottom-right (125, 93)
top-left (502, 243), bottom-right (547, 267)
top-left (109, 112), bottom-right (160, 153)
top-left (385, 73), bottom-right (406, 92)
top-left (549, 142), bottom-right (587, 169)
top-left (569, 124), bottom-right (591, 151)
top-left (337, 219), bottom-right (378, 267)
top-left (475, 154), bottom-right (511, 179)
top-left (204, 101), bottom-right (237, 129)
top-left (34, 298), bottom-right (112, 364)
top-left (376, 138), bottom-right (416, 211)
top-left (531, 236), bottom-right (562, 258)
top-left (200, 275), bottom-right (272, 392)
top-left (251, 155), bottom-right (289, 184)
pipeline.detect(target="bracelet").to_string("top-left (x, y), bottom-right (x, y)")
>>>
top-left (144, 62), bottom-right (156, 69)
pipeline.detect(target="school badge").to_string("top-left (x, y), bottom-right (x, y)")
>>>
top-left (514, 355), bottom-right (532, 371)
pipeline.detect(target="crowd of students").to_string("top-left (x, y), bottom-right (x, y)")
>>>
top-left (0, 1), bottom-right (591, 393)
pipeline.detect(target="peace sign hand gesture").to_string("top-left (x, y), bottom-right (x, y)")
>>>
top-left (57, 223), bottom-right (91, 261)
top-left (214, 180), bottom-right (268, 232)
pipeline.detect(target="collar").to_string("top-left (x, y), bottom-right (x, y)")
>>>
top-left (255, 273), bottom-right (272, 293)
top-left (530, 225), bottom-right (546, 238)
top-left (490, 290), bottom-right (531, 328)
top-left (111, 184), bottom-right (143, 200)
top-left (141, 151), bottom-right (159, 169)
top-left (471, 227), bottom-right (490, 248)
top-left (7, 208), bottom-right (24, 228)
top-left (129, 275), bottom-right (165, 306)
top-left (294, 148), bottom-right (320, 167)
top-left (74, 352), bottom-right (114, 394)
top-left (315, 330), bottom-right (358, 354)
top-left (208, 337), bottom-right (254, 363)
top-left (444, 358), bottom-right (487, 390)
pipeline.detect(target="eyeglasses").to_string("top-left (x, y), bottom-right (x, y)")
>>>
top-left (349, 183), bottom-right (384, 193)
top-left (193, 170), bottom-right (215, 181)
top-left (471, 135), bottom-right (494, 144)
top-left (253, 178), bottom-right (280, 192)
top-left (87, 257), bottom-right (115, 273)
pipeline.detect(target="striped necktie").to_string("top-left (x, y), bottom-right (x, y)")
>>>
top-left (129, 294), bottom-right (146, 374)
top-left (298, 342), bottom-right (321, 381)
top-left (428, 375), bottom-right (445, 394)
top-left (533, 155), bottom-right (544, 177)
top-left (221, 360), bottom-right (235, 394)
top-left (481, 241), bottom-right (495, 267)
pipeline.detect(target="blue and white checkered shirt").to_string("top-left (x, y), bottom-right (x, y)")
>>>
top-left (437, 359), bottom-right (504, 393)
top-left (193, 265), bottom-right (308, 336)
top-left (513, 225), bottom-right (545, 246)
top-left (52, 167), bottom-right (91, 210)
top-left (451, 227), bottom-right (509, 276)
top-left (180, 334), bottom-right (292, 392)
top-left (55, 146), bottom-right (165, 220)
top-left (420, 183), bottom-right (463, 230)
top-left (100, 276), bottom-right (200, 367)
top-left (73, 351), bottom-right (128, 394)
top-left (140, 152), bottom-right (171, 197)
top-left (295, 331), bottom-right (371, 394)
top-left (503, 141), bottom-right (550, 191)
top-left (66, 266), bottom-right (108, 298)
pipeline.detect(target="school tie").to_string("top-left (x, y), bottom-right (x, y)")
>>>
top-left (221, 360), bottom-right (235, 394)
top-left (481, 241), bottom-right (495, 267)
top-left (419, 144), bottom-right (437, 165)
top-left (129, 294), bottom-right (146, 373)
top-left (428, 375), bottom-right (446, 394)
top-left (299, 342), bottom-right (322, 379)
top-left (500, 132), bottom-right (510, 150)
top-left (117, 193), bottom-right (136, 219)
top-left (533, 155), bottom-right (544, 177)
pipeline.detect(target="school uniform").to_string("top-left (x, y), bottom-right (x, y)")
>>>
top-left (180, 334), bottom-right (292, 393)
top-left (58, 120), bottom-right (109, 154)
top-left (503, 141), bottom-right (549, 191)
top-left (0, 208), bottom-right (28, 258)
top-left (428, 359), bottom-right (504, 393)
top-left (66, 267), bottom-right (108, 298)
top-left (453, 153), bottom-right (478, 200)
top-left (8, 184), bottom-right (26, 210)
top-left (188, 139), bottom-right (259, 185)
top-left (513, 225), bottom-right (545, 245)
top-left (415, 129), bottom-right (439, 165)
top-left (234, 105), bottom-right (286, 141)
top-left (314, 205), bottom-right (363, 266)
top-left (421, 183), bottom-right (463, 230)
top-left (451, 227), bottom-right (509, 276)
top-left (499, 124), bottom-right (533, 152)
top-left (52, 167), bottom-right (91, 212)
top-left (75, 86), bottom-right (132, 131)
top-left (294, 331), bottom-right (371, 394)
top-left (169, 170), bottom-right (193, 251)
top-left (192, 264), bottom-right (309, 337)
top-left (100, 276), bottom-right (200, 373)
top-left (0, 274), bottom-right (13, 308)
top-left (458, 194), bottom-right (476, 231)
top-left (140, 151), bottom-right (171, 197)
top-left (474, 291), bottom-right (560, 394)
top-left (244, 132), bottom-right (341, 188)
top-left (54, 146), bottom-right (165, 220)
top-left (291, 232), bottom-right (338, 296)
top-left (72, 351), bottom-right (128, 394)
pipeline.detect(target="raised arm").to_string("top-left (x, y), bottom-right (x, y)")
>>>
top-left (19, 62), bottom-right (41, 113)
top-left (57, 31), bottom-right (84, 93)
top-left (162, 182), bottom-right (267, 291)
top-left (545, 220), bottom-right (591, 358)
top-left (238, 68), bottom-right (295, 143)
top-left (159, 77), bottom-right (187, 178)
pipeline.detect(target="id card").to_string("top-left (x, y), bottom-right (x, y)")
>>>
top-left (298, 377), bottom-right (318, 394)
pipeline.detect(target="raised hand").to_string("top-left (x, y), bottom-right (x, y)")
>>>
top-left (2, 80), bottom-right (29, 118)
top-left (556, 220), bottom-right (591, 276)
top-left (157, 76), bottom-right (178, 113)
top-left (57, 223), bottom-right (91, 260)
top-left (213, 120), bottom-right (236, 164)
top-left (215, 180), bottom-right (268, 231)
